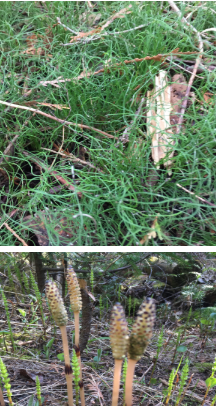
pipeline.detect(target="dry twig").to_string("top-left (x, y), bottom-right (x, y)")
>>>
top-left (0, 100), bottom-right (116, 140)
top-left (41, 147), bottom-right (104, 173)
top-left (62, 24), bottom-right (150, 46)
top-left (57, 17), bottom-right (78, 35)
top-left (4, 222), bottom-right (28, 246)
top-left (39, 50), bottom-right (198, 87)
top-left (176, 183), bottom-right (216, 207)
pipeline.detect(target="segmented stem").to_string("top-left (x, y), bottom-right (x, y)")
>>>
top-left (110, 303), bottom-right (129, 406)
top-left (125, 298), bottom-right (155, 406)
top-left (45, 280), bottom-right (74, 406)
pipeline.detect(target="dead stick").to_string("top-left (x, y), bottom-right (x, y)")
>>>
top-left (40, 51), bottom-right (199, 86)
top-left (0, 100), bottom-right (116, 140)
top-left (41, 147), bottom-right (104, 173)
top-left (176, 183), bottom-right (216, 207)
top-left (4, 223), bottom-right (28, 246)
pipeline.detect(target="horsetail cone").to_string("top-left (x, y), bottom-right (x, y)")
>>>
top-left (66, 268), bottom-right (82, 312)
top-left (110, 303), bottom-right (129, 360)
top-left (45, 280), bottom-right (68, 327)
top-left (128, 298), bottom-right (155, 361)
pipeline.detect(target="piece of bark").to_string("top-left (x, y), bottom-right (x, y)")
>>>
top-left (148, 71), bottom-right (174, 173)
top-left (170, 73), bottom-right (187, 129)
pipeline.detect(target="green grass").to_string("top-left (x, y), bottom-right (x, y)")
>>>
top-left (1, 1), bottom-right (216, 245)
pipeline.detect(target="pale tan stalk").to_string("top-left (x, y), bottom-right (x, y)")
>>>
top-left (66, 268), bottom-right (85, 406)
top-left (74, 311), bottom-right (80, 347)
top-left (110, 304), bottom-right (129, 406)
top-left (60, 326), bottom-right (74, 406)
top-left (112, 359), bottom-right (123, 406)
top-left (45, 280), bottom-right (74, 406)
top-left (0, 387), bottom-right (5, 406)
top-left (125, 359), bottom-right (136, 406)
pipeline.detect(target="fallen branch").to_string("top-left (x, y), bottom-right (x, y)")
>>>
top-left (0, 100), bottom-right (116, 140)
top-left (39, 50), bottom-right (199, 86)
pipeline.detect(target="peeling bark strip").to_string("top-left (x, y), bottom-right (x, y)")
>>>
top-left (147, 70), bottom-right (174, 174)
top-left (147, 71), bottom-right (195, 175)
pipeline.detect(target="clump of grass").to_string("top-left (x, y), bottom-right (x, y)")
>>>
top-left (1, 1), bottom-right (216, 246)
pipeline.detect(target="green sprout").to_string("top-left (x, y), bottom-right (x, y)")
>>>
top-left (72, 348), bottom-right (80, 406)
top-left (164, 357), bottom-right (183, 405)
top-left (36, 376), bottom-right (42, 406)
top-left (0, 358), bottom-right (13, 406)
top-left (149, 325), bottom-right (164, 383)
top-left (203, 356), bottom-right (216, 406)
top-left (0, 289), bottom-right (15, 351)
top-left (175, 358), bottom-right (189, 405)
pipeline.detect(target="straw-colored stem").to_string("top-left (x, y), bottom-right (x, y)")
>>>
top-left (60, 326), bottom-right (74, 406)
top-left (0, 387), bottom-right (5, 406)
top-left (112, 359), bottom-right (123, 406)
top-left (125, 359), bottom-right (137, 406)
top-left (74, 311), bottom-right (85, 406)
top-left (74, 312), bottom-right (80, 347)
